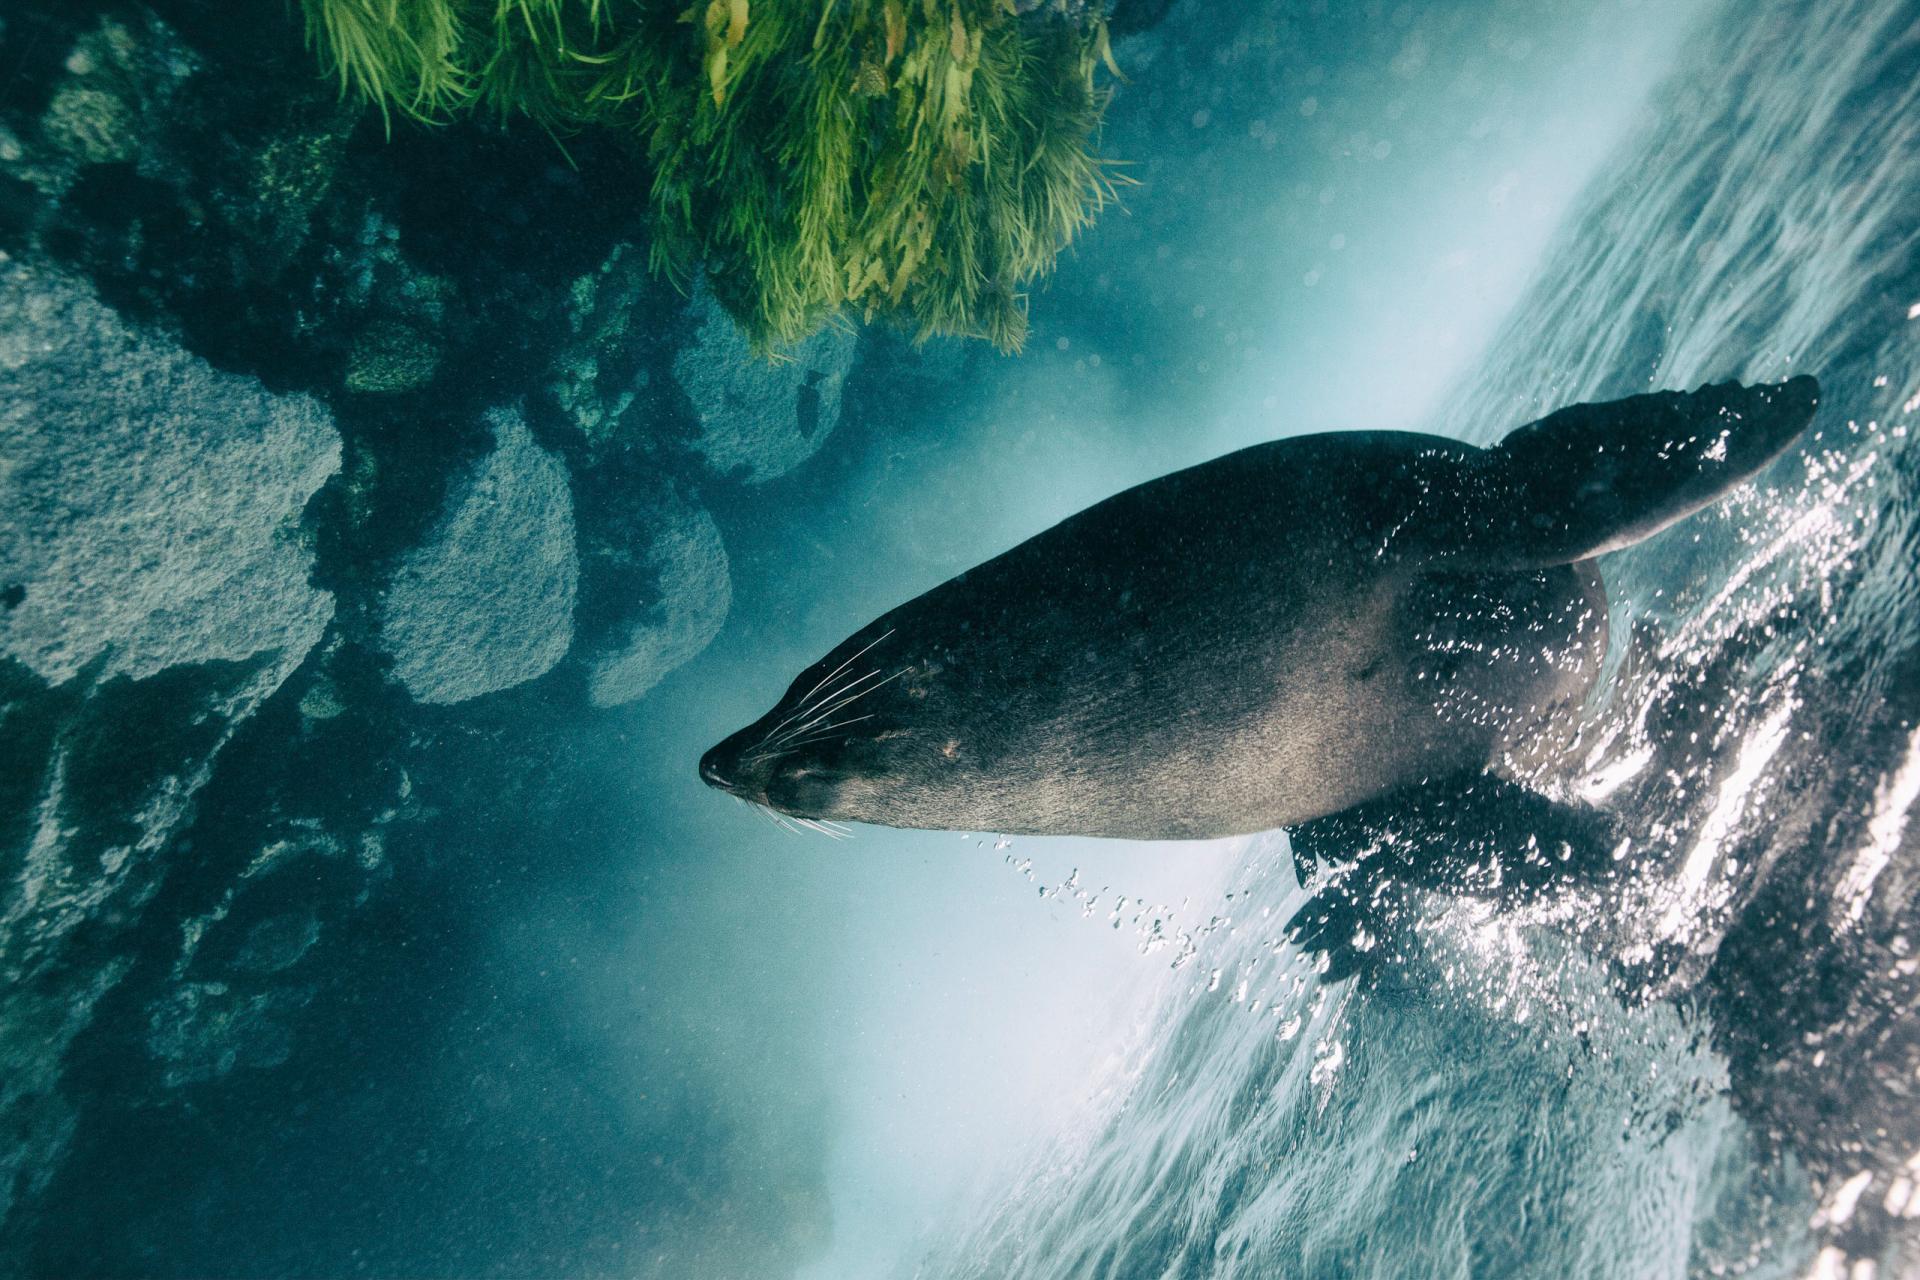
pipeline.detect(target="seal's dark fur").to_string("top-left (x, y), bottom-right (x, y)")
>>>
top-left (702, 378), bottom-right (1818, 840)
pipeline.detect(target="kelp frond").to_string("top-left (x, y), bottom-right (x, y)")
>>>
top-left (303, 0), bottom-right (473, 125)
top-left (300, 0), bottom-right (1123, 352)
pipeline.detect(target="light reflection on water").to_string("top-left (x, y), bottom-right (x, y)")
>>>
top-left (909, 0), bottom-right (1920, 1272)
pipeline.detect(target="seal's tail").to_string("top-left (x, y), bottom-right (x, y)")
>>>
top-left (1452, 376), bottom-right (1819, 569)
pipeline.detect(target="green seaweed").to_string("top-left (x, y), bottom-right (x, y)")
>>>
top-left (301, 0), bottom-right (1123, 352)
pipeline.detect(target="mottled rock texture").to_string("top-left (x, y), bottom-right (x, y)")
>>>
top-left (0, 259), bottom-right (339, 684)
top-left (0, 260), bottom-right (338, 1227)
top-left (675, 285), bottom-right (859, 484)
top-left (377, 408), bottom-right (578, 704)
top-left (586, 495), bottom-right (731, 708)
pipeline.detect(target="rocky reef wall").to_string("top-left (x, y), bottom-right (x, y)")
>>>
top-left (0, 2), bottom-right (881, 1270)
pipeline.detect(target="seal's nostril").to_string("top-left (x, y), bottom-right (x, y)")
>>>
top-left (699, 755), bottom-right (732, 791)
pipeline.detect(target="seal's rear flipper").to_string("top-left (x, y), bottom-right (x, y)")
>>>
top-left (1450, 376), bottom-right (1818, 568)
top-left (1283, 885), bottom-right (1391, 983)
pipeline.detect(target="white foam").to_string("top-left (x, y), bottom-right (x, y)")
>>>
top-left (1836, 724), bottom-right (1920, 927)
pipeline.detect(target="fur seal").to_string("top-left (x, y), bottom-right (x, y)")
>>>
top-left (700, 378), bottom-right (1818, 840)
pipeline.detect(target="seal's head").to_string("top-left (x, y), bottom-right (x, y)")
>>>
top-left (699, 622), bottom-right (977, 831)
top-left (699, 556), bottom-right (1111, 834)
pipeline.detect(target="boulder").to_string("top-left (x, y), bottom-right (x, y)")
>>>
top-left (0, 259), bottom-right (340, 685)
top-left (0, 259), bottom-right (339, 1229)
top-left (586, 496), bottom-right (731, 707)
top-left (673, 286), bottom-right (859, 484)
top-left (377, 408), bottom-right (578, 704)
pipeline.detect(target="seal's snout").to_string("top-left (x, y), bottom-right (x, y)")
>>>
top-left (701, 718), bottom-right (806, 807)
top-left (698, 746), bottom-right (737, 793)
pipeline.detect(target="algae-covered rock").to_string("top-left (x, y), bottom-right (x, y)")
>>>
top-left (345, 316), bottom-right (442, 392)
top-left (586, 496), bottom-right (731, 708)
top-left (327, 211), bottom-right (455, 393)
top-left (0, 9), bottom-right (368, 396)
top-left (43, 83), bottom-right (136, 169)
top-left (0, 259), bottom-right (340, 685)
top-left (552, 242), bottom-right (660, 448)
top-left (223, 120), bottom-right (353, 276)
top-left (145, 981), bottom-right (302, 1088)
top-left (233, 912), bottom-right (323, 975)
top-left (675, 286), bottom-right (859, 484)
top-left (36, 15), bottom-right (196, 179)
top-left (377, 408), bottom-right (578, 704)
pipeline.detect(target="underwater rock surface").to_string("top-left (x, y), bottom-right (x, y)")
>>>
top-left (675, 285), bottom-right (859, 484)
top-left (0, 260), bottom-right (339, 684)
top-left (0, 2), bottom-right (836, 1270)
top-left (585, 495), bottom-right (731, 708)
top-left (0, 257), bottom-right (338, 1231)
top-left (377, 408), bottom-right (578, 705)
top-left (24, 13), bottom-right (196, 183)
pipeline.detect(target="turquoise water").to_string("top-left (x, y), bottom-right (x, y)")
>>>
top-left (0, 0), bottom-right (1914, 1276)
top-left (917, 0), bottom-right (1920, 1274)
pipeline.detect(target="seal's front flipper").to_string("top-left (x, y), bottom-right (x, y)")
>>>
top-left (1288, 770), bottom-right (1623, 900)
top-left (1283, 772), bottom-right (1626, 982)
top-left (1451, 376), bottom-right (1818, 568)
top-left (1283, 883), bottom-right (1392, 983)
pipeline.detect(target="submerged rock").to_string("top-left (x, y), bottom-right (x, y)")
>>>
top-left (674, 285), bottom-right (859, 484)
top-left (553, 242), bottom-right (661, 449)
top-left (0, 259), bottom-right (339, 1229)
top-left (327, 210), bottom-right (455, 395)
top-left (145, 981), bottom-right (302, 1088)
top-left (377, 408), bottom-right (578, 704)
top-left (31, 14), bottom-right (197, 184)
top-left (586, 496), bottom-right (731, 708)
top-left (344, 316), bottom-right (442, 393)
top-left (0, 259), bottom-right (340, 684)
top-left (233, 911), bottom-right (322, 975)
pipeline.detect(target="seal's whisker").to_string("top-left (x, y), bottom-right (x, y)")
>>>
top-left (765, 669), bottom-right (909, 750)
top-left (766, 668), bottom-right (879, 738)
top-left (790, 628), bottom-right (896, 716)
top-left (759, 695), bottom-right (869, 754)
top-left (760, 668), bottom-right (885, 748)
top-left (741, 717), bottom-right (875, 769)
top-left (818, 664), bottom-right (910, 717)
top-left (776, 714), bottom-right (877, 752)
top-left (755, 633), bottom-right (901, 751)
